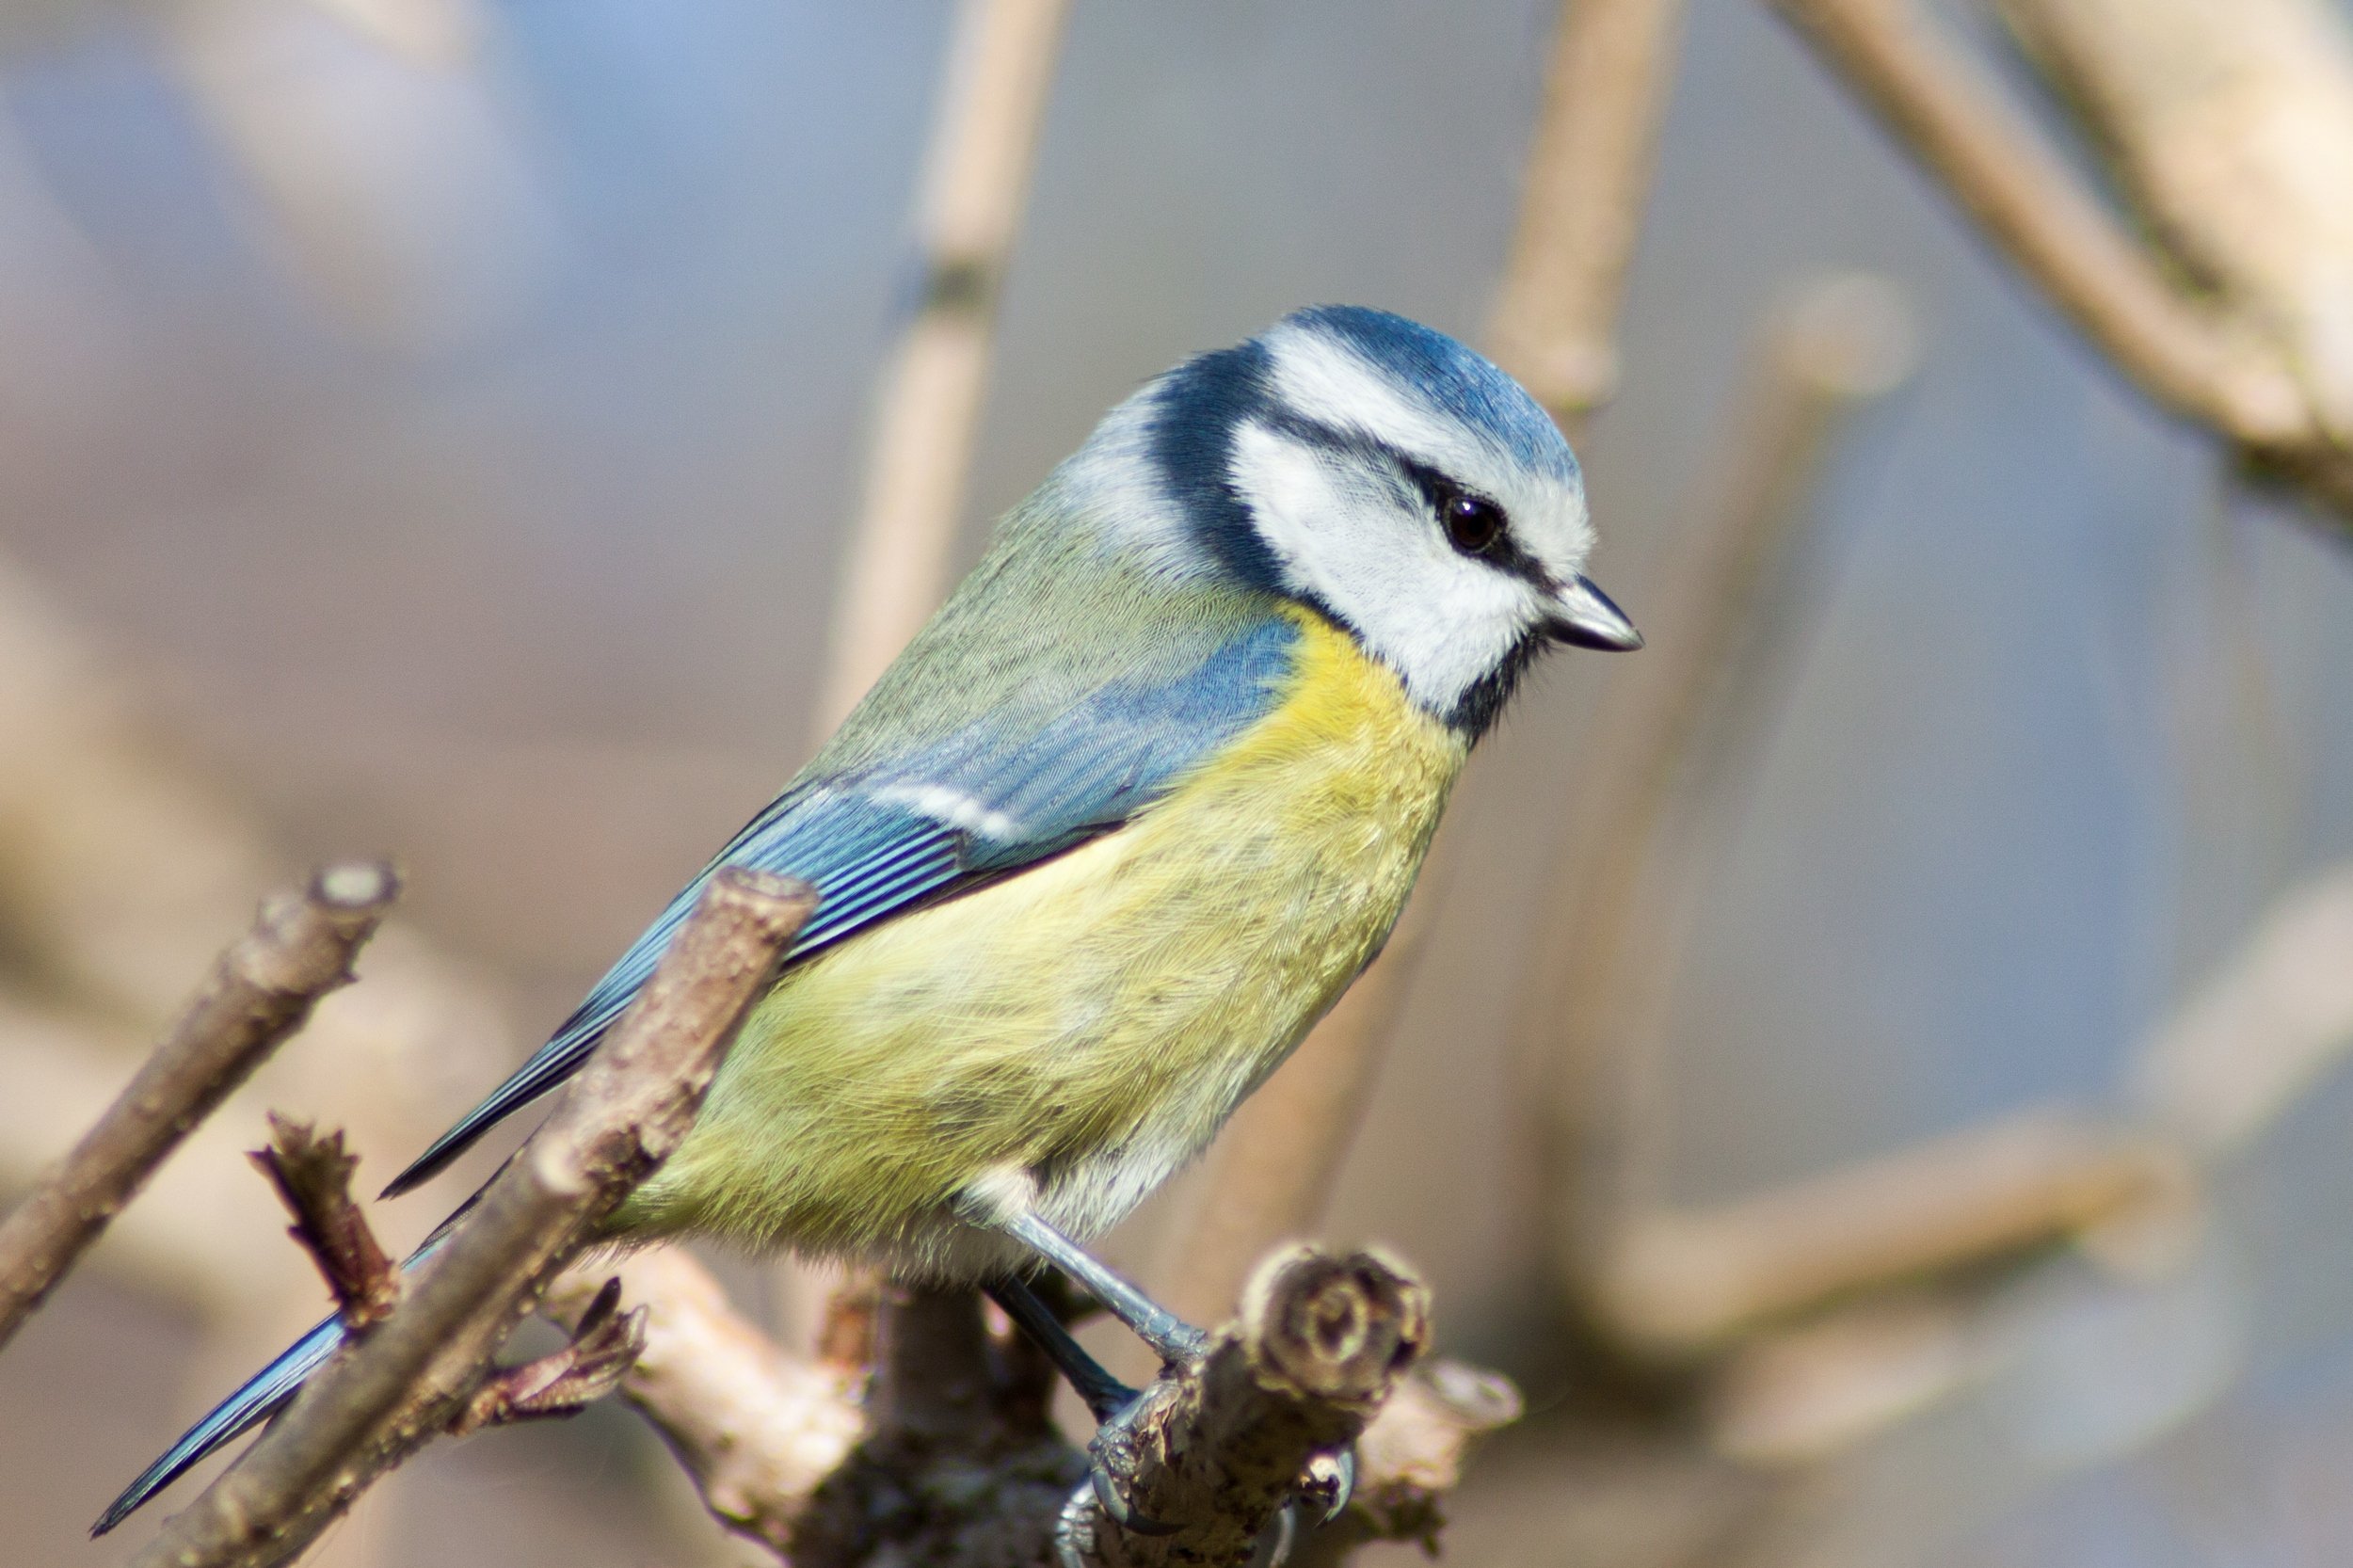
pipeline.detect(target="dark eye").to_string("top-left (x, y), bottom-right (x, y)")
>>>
top-left (1442, 492), bottom-right (1507, 556)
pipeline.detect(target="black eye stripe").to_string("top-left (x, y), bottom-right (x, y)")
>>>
top-left (1399, 459), bottom-right (1557, 588)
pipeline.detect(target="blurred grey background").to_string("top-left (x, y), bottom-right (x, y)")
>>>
top-left (4, 1), bottom-right (2352, 1564)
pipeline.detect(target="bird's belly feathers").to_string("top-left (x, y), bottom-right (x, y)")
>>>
top-left (620, 616), bottom-right (1466, 1275)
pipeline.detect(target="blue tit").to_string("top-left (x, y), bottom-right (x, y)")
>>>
top-left (99, 304), bottom-right (1639, 1534)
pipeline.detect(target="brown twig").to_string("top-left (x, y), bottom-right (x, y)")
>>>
top-left (0, 861), bottom-right (396, 1354)
top-left (1060, 1247), bottom-right (1431, 1567)
top-left (1589, 1111), bottom-right (2182, 1355)
top-left (1489, 0), bottom-right (1692, 425)
top-left (453, 1275), bottom-right (648, 1434)
top-left (546, 1249), bottom-right (870, 1555)
top-left (1526, 275), bottom-right (1916, 1301)
top-left (1764, 0), bottom-right (2353, 508)
top-left (131, 867), bottom-right (814, 1568)
top-left (812, 0), bottom-right (1076, 735)
top-left (1995, 0), bottom-right (2353, 440)
top-left (248, 1115), bottom-right (400, 1332)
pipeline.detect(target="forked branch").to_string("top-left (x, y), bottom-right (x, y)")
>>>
top-left (129, 867), bottom-right (814, 1568)
top-left (0, 862), bottom-right (397, 1354)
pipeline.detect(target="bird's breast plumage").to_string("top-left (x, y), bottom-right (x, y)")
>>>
top-left (618, 607), bottom-right (1466, 1275)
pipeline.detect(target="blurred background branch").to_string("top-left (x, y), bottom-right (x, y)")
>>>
top-left (813, 0), bottom-right (1075, 737)
top-left (1769, 0), bottom-right (2353, 520)
top-left (1488, 0), bottom-right (1690, 430)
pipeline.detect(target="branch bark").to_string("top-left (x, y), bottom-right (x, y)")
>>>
top-left (1489, 0), bottom-right (1691, 425)
top-left (549, 1242), bottom-right (1498, 1568)
top-left (812, 0), bottom-right (1076, 735)
top-left (1996, 0), bottom-right (2353, 440)
top-left (1059, 1248), bottom-right (1429, 1568)
top-left (0, 862), bottom-right (395, 1354)
top-left (131, 867), bottom-right (814, 1568)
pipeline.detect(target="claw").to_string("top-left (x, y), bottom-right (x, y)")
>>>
top-left (1088, 1459), bottom-right (1178, 1536)
top-left (1257, 1503), bottom-right (1300, 1568)
top-left (1305, 1445), bottom-right (1356, 1524)
top-left (1083, 1384), bottom-right (1181, 1536)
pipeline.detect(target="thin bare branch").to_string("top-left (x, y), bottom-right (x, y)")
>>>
top-left (1589, 1111), bottom-right (2182, 1355)
top-left (0, 861), bottom-right (395, 1354)
top-left (812, 0), bottom-right (1076, 735)
top-left (249, 1116), bottom-right (400, 1332)
top-left (131, 868), bottom-right (814, 1568)
top-left (1526, 276), bottom-right (1916, 1293)
top-left (1997, 0), bottom-right (2353, 440)
top-left (1764, 0), bottom-right (2328, 461)
top-left (1489, 0), bottom-right (1692, 424)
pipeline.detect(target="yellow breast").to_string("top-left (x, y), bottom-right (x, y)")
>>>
top-left (620, 611), bottom-right (1467, 1272)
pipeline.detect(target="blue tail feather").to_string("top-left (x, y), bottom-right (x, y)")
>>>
top-left (92, 1312), bottom-right (347, 1535)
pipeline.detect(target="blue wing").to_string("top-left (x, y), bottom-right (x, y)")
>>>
top-left (94, 615), bottom-right (1298, 1535)
top-left (382, 613), bottom-right (1297, 1196)
top-left (91, 1314), bottom-right (343, 1536)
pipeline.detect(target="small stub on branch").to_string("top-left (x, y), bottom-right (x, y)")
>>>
top-left (249, 1116), bottom-right (399, 1332)
top-left (453, 1276), bottom-right (648, 1435)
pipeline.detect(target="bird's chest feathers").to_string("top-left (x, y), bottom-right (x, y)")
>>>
top-left (990, 611), bottom-right (1465, 1097)
top-left (1151, 610), bottom-right (1465, 913)
top-left (651, 613), bottom-right (1464, 1258)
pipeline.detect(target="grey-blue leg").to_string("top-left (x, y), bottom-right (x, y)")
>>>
top-left (984, 1276), bottom-right (1136, 1420)
top-left (993, 1208), bottom-right (1209, 1368)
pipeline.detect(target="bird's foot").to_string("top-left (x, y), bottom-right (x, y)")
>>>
top-left (1082, 1383), bottom-right (1180, 1535)
top-left (1082, 1384), bottom-right (1356, 1543)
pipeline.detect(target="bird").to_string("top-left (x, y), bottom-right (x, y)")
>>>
top-left (98, 303), bottom-right (1640, 1536)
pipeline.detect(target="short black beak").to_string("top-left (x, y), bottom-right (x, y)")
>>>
top-left (1546, 575), bottom-right (1643, 651)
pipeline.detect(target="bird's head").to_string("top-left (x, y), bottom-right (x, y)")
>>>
top-left (1064, 304), bottom-right (1640, 736)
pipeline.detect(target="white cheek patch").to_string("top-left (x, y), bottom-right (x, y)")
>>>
top-left (1230, 422), bottom-right (1544, 716)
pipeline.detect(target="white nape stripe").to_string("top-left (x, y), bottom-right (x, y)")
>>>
top-left (871, 783), bottom-right (1020, 840)
top-left (1048, 391), bottom-right (1222, 584)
